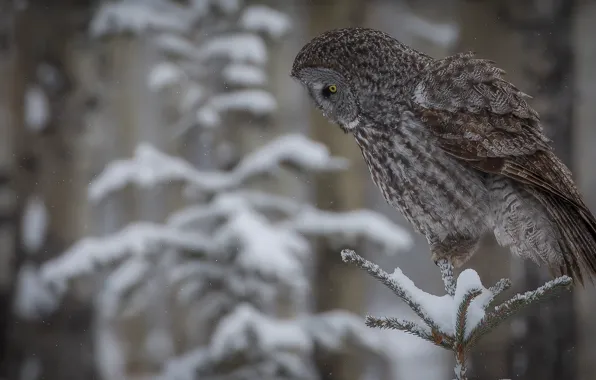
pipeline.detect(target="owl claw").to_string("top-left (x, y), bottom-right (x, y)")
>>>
top-left (430, 236), bottom-right (481, 269)
top-left (432, 252), bottom-right (464, 268)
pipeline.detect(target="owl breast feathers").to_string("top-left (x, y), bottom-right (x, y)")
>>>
top-left (292, 27), bottom-right (596, 285)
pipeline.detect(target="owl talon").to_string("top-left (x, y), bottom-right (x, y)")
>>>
top-left (429, 235), bottom-right (480, 269)
top-left (431, 251), bottom-right (458, 268)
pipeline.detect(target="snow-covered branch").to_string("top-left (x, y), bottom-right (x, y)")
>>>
top-left (88, 135), bottom-right (348, 201)
top-left (160, 304), bottom-right (385, 380)
top-left (40, 222), bottom-right (213, 288)
top-left (341, 249), bottom-right (572, 380)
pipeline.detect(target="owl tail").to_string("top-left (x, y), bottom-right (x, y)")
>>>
top-left (541, 194), bottom-right (596, 286)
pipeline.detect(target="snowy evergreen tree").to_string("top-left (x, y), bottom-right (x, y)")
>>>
top-left (37, 1), bottom-right (411, 379)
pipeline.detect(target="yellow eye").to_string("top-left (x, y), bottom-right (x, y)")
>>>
top-left (328, 85), bottom-right (337, 93)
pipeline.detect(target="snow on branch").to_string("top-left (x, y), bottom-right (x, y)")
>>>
top-left (161, 304), bottom-right (385, 380)
top-left (90, 0), bottom-right (196, 37)
top-left (239, 5), bottom-right (292, 39)
top-left (201, 33), bottom-right (268, 64)
top-left (214, 209), bottom-right (309, 290)
top-left (40, 222), bottom-right (213, 289)
top-left (341, 249), bottom-right (572, 380)
top-left (88, 135), bottom-right (348, 201)
top-left (222, 64), bottom-right (267, 86)
top-left (196, 89), bottom-right (277, 127)
top-left (167, 191), bottom-right (410, 253)
top-left (98, 257), bottom-right (151, 319)
top-left (287, 207), bottom-right (412, 254)
top-left (148, 62), bottom-right (186, 91)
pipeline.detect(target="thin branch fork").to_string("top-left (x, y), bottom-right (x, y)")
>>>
top-left (340, 249), bottom-right (573, 380)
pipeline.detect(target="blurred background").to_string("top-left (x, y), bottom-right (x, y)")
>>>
top-left (0, 0), bottom-right (595, 379)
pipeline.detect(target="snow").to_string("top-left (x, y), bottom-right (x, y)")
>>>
top-left (208, 89), bottom-right (277, 115)
top-left (401, 14), bottom-right (459, 48)
top-left (176, 280), bottom-right (202, 304)
top-left (340, 248), bottom-right (493, 338)
top-left (88, 135), bottom-right (347, 201)
top-left (222, 63), bottom-right (267, 86)
top-left (88, 144), bottom-right (204, 201)
top-left (154, 34), bottom-right (202, 60)
top-left (215, 209), bottom-right (308, 288)
top-left (389, 267), bottom-right (492, 337)
top-left (161, 305), bottom-right (385, 380)
top-left (213, 0), bottom-right (241, 14)
top-left (453, 269), bottom-right (492, 338)
top-left (21, 196), bottom-right (48, 254)
top-left (201, 33), bottom-right (268, 64)
top-left (161, 348), bottom-right (210, 380)
top-left (167, 190), bottom-right (299, 227)
top-left (389, 267), bottom-right (453, 335)
top-left (195, 89), bottom-right (279, 126)
top-left (289, 208), bottom-right (412, 254)
top-left (24, 86), bottom-right (49, 132)
top-left (40, 222), bottom-right (213, 287)
top-left (180, 84), bottom-right (204, 112)
top-left (13, 264), bottom-right (59, 320)
top-left (234, 134), bottom-right (348, 176)
top-left (95, 325), bottom-right (127, 380)
top-left (99, 257), bottom-right (150, 318)
top-left (148, 62), bottom-right (185, 91)
top-left (73, 2), bottom-right (420, 378)
top-left (196, 106), bottom-right (220, 127)
top-left (239, 5), bottom-right (291, 39)
top-left (90, 1), bottom-right (194, 37)
top-left (210, 304), bottom-right (312, 359)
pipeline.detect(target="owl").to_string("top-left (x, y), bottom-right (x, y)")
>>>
top-left (291, 27), bottom-right (596, 284)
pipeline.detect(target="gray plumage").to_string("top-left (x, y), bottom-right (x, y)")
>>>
top-left (291, 27), bottom-right (596, 284)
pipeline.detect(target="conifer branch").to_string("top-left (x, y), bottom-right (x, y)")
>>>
top-left (341, 249), bottom-right (573, 380)
top-left (341, 250), bottom-right (446, 335)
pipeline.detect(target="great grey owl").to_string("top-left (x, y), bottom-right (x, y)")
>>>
top-left (291, 27), bottom-right (596, 284)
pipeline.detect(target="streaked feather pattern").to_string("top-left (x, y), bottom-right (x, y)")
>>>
top-left (414, 52), bottom-right (596, 284)
top-left (292, 28), bottom-right (596, 285)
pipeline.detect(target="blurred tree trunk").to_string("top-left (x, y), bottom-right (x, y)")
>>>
top-left (499, 1), bottom-right (577, 379)
top-left (571, 1), bottom-right (596, 379)
top-left (0, 4), bottom-right (16, 377)
top-left (3, 2), bottom-right (98, 379)
top-left (460, 0), bottom-right (577, 379)
top-left (306, 1), bottom-right (369, 380)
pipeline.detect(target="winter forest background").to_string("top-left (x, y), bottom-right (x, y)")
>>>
top-left (1, 0), bottom-right (595, 379)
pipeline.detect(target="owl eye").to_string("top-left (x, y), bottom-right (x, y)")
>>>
top-left (322, 84), bottom-right (337, 97)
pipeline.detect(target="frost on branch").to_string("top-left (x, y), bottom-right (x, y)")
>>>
top-left (341, 249), bottom-right (572, 380)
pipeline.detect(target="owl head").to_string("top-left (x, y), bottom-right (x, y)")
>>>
top-left (291, 27), bottom-right (431, 133)
top-left (291, 65), bottom-right (360, 133)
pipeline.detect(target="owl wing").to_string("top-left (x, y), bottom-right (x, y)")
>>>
top-left (412, 52), bottom-right (596, 282)
top-left (413, 51), bottom-right (582, 207)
